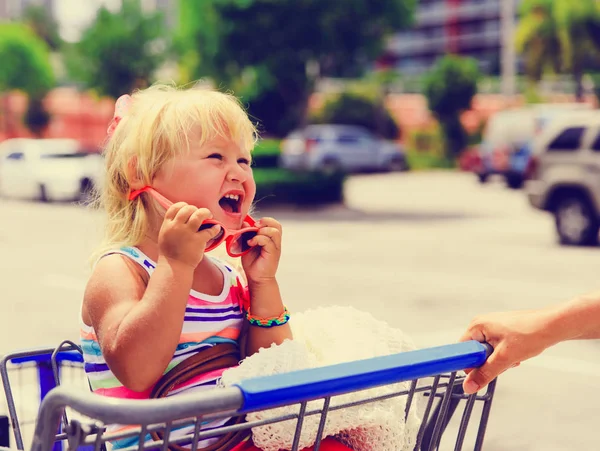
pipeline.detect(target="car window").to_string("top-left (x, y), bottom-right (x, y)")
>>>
top-left (5, 152), bottom-right (24, 160)
top-left (336, 134), bottom-right (361, 144)
top-left (337, 130), bottom-right (372, 144)
top-left (591, 131), bottom-right (600, 152)
top-left (40, 153), bottom-right (88, 159)
top-left (547, 126), bottom-right (585, 151)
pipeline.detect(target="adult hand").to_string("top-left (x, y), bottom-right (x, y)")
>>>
top-left (459, 308), bottom-right (559, 394)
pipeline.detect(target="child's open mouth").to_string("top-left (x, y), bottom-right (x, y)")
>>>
top-left (219, 193), bottom-right (242, 214)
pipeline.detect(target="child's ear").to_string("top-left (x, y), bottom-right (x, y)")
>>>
top-left (126, 156), bottom-right (145, 189)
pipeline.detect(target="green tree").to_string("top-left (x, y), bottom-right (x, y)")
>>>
top-left (176, 0), bottom-right (416, 136)
top-left (0, 23), bottom-right (55, 136)
top-left (24, 98), bottom-right (51, 136)
top-left (310, 90), bottom-right (400, 140)
top-left (23, 4), bottom-right (62, 51)
top-left (66, 0), bottom-right (165, 99)
top-left (0, 23), bottom-right (54, 98)
top-left (21, 4), bottom-right (61, 136)
top-left (516, 0), bottom-right (600, 100)
top-left (423, 55), bottom-right (480, 160)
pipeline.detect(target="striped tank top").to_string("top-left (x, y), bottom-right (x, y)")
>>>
top-left (79, 246), bottom-right (248, 448)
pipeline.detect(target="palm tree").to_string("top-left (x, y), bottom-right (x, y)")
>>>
top-left (516, 0), bottom-right (600, 100)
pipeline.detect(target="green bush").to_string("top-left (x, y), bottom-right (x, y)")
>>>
top-left (253, 168), bottom-right (345, 206)
top-left (407, 128), bottom-right (444, 154)
top-left (405, 152), bottom-right (455, 171)
top-left (467, 119), bottom-right (487, 146)
top-left (310, 91), bottom-right (400, 140)
top-left (252, 139), bottom-right (281, 168)
top-left (252, 140), bottom-right (345, 205)
top-left (423, 55), bottom-right (480, 159)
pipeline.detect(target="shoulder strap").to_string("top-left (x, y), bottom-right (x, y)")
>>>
top-left (150, 343), bottom-right (241, 398)
top-left (208, 256), bottom-right (248, 288)
top-left (149, 343), bottom-right (249, 451)
top-left (100, 247), bottom-right (157, 276)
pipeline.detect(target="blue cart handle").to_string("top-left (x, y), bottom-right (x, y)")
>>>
top-left (235, 341), bottom-right (493, 412)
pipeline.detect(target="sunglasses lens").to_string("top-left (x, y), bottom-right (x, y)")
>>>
top-left (199, 223), bottom-right (225, 249)
top-left (230, 230), bottom-right (258, 256)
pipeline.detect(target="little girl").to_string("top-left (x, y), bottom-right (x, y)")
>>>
top-left (81, 84), bottom-right (350, 451)
top-left (80, 83), bottom-right (292, 446)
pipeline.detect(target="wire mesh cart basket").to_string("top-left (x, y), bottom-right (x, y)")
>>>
top-left (1, 340), bottom-right (497, 451)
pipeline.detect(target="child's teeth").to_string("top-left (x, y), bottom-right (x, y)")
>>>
top-left (226, 194), bottom-right (239, 201)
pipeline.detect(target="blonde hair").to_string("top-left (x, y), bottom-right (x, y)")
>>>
top-left (90, 82), bottom-right (258, 265)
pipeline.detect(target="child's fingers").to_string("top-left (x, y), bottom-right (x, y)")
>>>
top-left (164, 202), bottom-right (189, 221)
top-left (173, 204), bottom-right (198, 224)
top-left (186, 208), bottom-right (213, 229)
top-left (199, 223), bottom-right (222, 244)
top-left (248, 234), bottom-right (276, 251)
top-left (256, 226), bottom-right (281, 249)
top-left (184, 209), bottom-right (221, 244)
top-left (257, 217), bottom-right (282, 234)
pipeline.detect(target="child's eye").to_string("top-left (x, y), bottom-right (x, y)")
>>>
top-left (207, 153), bottom-right (223, 160)
top-left (238, 158), bottom-right (250, 165)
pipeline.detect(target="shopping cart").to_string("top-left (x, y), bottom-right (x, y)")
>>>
top-left (1, 340), bottom-right (497, 451)
top-left (0, 341), bottom-right (88, 451)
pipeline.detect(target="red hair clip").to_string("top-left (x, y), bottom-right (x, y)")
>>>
top-left (107, 94), bottom-right (132, 138)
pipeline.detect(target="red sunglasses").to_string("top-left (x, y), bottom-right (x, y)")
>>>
top-left (129, 186), bottom-right (259, 257)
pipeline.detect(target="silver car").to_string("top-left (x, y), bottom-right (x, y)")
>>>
top-left (279, 125), bottom-right (408, 173)
top-left (526, 111), bottom-right (600, 246)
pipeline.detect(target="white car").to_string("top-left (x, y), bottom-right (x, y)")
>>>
top-left (0, 138), bottom-right (104, 203)
top-left (280, 125), bottom-right (408, 173)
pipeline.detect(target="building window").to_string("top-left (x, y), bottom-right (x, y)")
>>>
top-left (461, 21), bottom-right (485, 34)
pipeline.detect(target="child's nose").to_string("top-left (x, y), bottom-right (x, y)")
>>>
top-left (226, 164), bottom-right (247, 183)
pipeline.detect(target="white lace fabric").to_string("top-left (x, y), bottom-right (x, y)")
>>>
top-left (219, 306), bottom-right (425, 451)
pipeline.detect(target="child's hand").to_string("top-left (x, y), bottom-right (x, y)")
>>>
top-left (241, 217), bottom-right (282, 285)
top-left (158, 202), bottom-right (222, 269)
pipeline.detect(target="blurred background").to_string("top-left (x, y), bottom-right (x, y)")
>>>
top-left (1, 1), bottom-right (600, 450)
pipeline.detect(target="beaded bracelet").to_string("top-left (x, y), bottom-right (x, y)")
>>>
top-left (246, 307), bottom-right (290, 327)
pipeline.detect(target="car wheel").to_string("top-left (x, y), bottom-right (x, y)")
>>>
top-left (320, 158), bottom-right (341, 175)
top-left (506, 174), bottom-right (524, 190)
top-left (38, 184), bottom-right (49, 202)
top-left (79, 178), bottom-right (95, 205)
top-left (554, 195), bottom-right (599, 246)
top-left (388, 156), bottom-right (408, 172)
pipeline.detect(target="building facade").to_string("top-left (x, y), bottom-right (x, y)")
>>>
top-left (385, 0), bottom-right (519, 76)
top-left (0, 0), bottom-right (54, 20)
top-left (0, 0), bottom-right (176, 28)
top-left (141, 0), bottom-right (177, 28)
